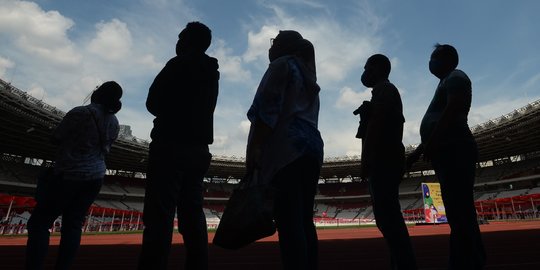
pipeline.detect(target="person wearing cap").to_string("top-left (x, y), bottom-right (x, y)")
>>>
top-left (138, 21), bottom-right (219, 270)
top-left (26, 81), bottom-right (123, 270)
top-left (246, 30), bottom-right (323, 270)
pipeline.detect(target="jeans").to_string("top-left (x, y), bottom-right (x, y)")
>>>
top-left (369, 168), bottom-right (417, 270)
top-left (272, 156), bottom-right (320, 270)
top-left (432, 142), bottom-right (486, 270)
top-left (26, 175), bottom-right (102, 270)
top-left (138, 142), bottom-right (211, 270)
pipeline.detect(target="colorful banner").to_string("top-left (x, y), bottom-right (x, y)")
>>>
top-left (421, 183), bottom-right (447, 223)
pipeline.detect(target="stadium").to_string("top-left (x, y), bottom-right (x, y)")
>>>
top-left (1, 77), bottom-right (540, 268)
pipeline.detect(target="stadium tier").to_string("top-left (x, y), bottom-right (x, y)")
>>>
top-left (1, 77), bottom-right (540, 233)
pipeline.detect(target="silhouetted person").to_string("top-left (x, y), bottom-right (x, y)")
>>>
top-left (26, 81), bottom-right (122, 270)
top-left (407, 44), bottom-right (486, 269)
top-left (357, 54), bottom-right (417, 270)
top-left (246, 30), bottom-right (323, 270)
top-left (137, 21), bottom-right (219, 270)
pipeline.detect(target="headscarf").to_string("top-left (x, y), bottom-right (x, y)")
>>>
top-left (269, 30), bottom-right (319, 94)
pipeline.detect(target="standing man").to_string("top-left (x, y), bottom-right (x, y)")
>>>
top-left (358, 54), bottom-right (417, 269)
top-left (138, 21), bottom-right (219, 270)
top-left (407, 44), bottom-right (485, 269)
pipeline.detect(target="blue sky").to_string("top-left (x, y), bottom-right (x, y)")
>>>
top-left (1, 0), bottom-right (539, 158)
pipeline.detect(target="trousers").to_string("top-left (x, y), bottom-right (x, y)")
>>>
top-left (432, 142), bottom-right (486, 270)
top-left (26, 173), bottom-right (102, 270)
top-left (272, 156), bottom-right (321, 270)
top-left (138, 142), bottom-right (211, 270)
top-left (368, 167), bottom-right (417, 270)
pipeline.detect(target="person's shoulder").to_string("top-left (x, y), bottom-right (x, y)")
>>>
top-left (269, 55), bottom-right (293, 68)
top-left (203, 55), bottom-right (219, 70)
top-left (109, 114), bottom-right (120, 125)
top-left (158, 56), bottom-right (181, 73)
top-left (445, 69), bottom-right (471, 87)
top-left (67, 105), bottom-right (90, 115)
top-left (374, 81), bottom-right (399, 96)
top-left (164, 56), bottom-right (178, 64)
top-left (448, 69), bottom-right (470, 82)
top-left (266, 56), bottom-right (293, 76)
top-left (62, 105), bottom-right (91, 121)
top-left (381, 81), bottom-right (398, 91)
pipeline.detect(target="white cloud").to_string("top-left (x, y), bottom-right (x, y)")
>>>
top-left (242, 4), bottom-right (382, 86)
top-left (138, 54), bottom-right (162, 70)
top-left (322, 128), bottom-right (362, 158)
top-left (243, 25), bottom-right (278, 63)
top-left (215, 3), bottom-right (386, 157)
top-left (115, 106), bottom-right (153, 140)
top-left (88, 19), bottom-right (133, 61)
top-left (211, 120), bottom-right (251, 157)
top-left (211, 39), bottom-right (252, 82)
top-left (26, 84), bottom-right (45, 100)
top-left (239, 120), bottom-right (251, 136)
top-left (0, 0), bottom-right (537, 161)
top-left (403, 120), bottom-right (421, 146)
top-left (469, 97), bottom-right (540, 127)
top-left (212, 135), bottom-right (229, 149)
top-left (0, 56), bottom-right (14, 77)
top-left (314, 26), bottom-right (380, 83)
top-left (0, 0), bottom-right (81, 66)
top-left (335, 87), bottom-right (371, 109)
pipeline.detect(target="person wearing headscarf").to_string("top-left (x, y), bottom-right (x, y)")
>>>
top-left (246, 30), bottom-right (324, 270)
top-left (26, 81), bottom-right (122, 270)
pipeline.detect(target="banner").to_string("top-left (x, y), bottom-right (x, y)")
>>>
top-left (421, 183), bottom-right (447, 223)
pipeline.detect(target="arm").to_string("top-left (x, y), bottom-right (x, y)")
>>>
top-left (245, 59), bottom-right (290, 171)
top-left (146, 67), bottom-right (170, 117)
top-left (360, 101), bottom-right (384, 178)
top-left (359, 88), bottom-right (388, 179)
top-left (245, 120), bottom-right (273, 172)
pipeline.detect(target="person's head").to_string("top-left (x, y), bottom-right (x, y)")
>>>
top-left (176, 21), bottom-right (212, 55)
top-left (429, 43), bottom-right (459, 79)
top-left (91, 81), bottom-right (123, 113)
top-left (268, 30), bottom-right (315, 68)
top-left (361, 54), bottom-right (391, 88)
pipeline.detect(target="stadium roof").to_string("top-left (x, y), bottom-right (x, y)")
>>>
top-left (1, 78), bottom-right (540, 181)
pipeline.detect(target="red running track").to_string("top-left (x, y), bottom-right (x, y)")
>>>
top-left (1, 221), bottom-right (539, 269)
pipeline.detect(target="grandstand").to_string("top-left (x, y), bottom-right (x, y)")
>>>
top-left (1, 77), bottom-right (540, 233)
